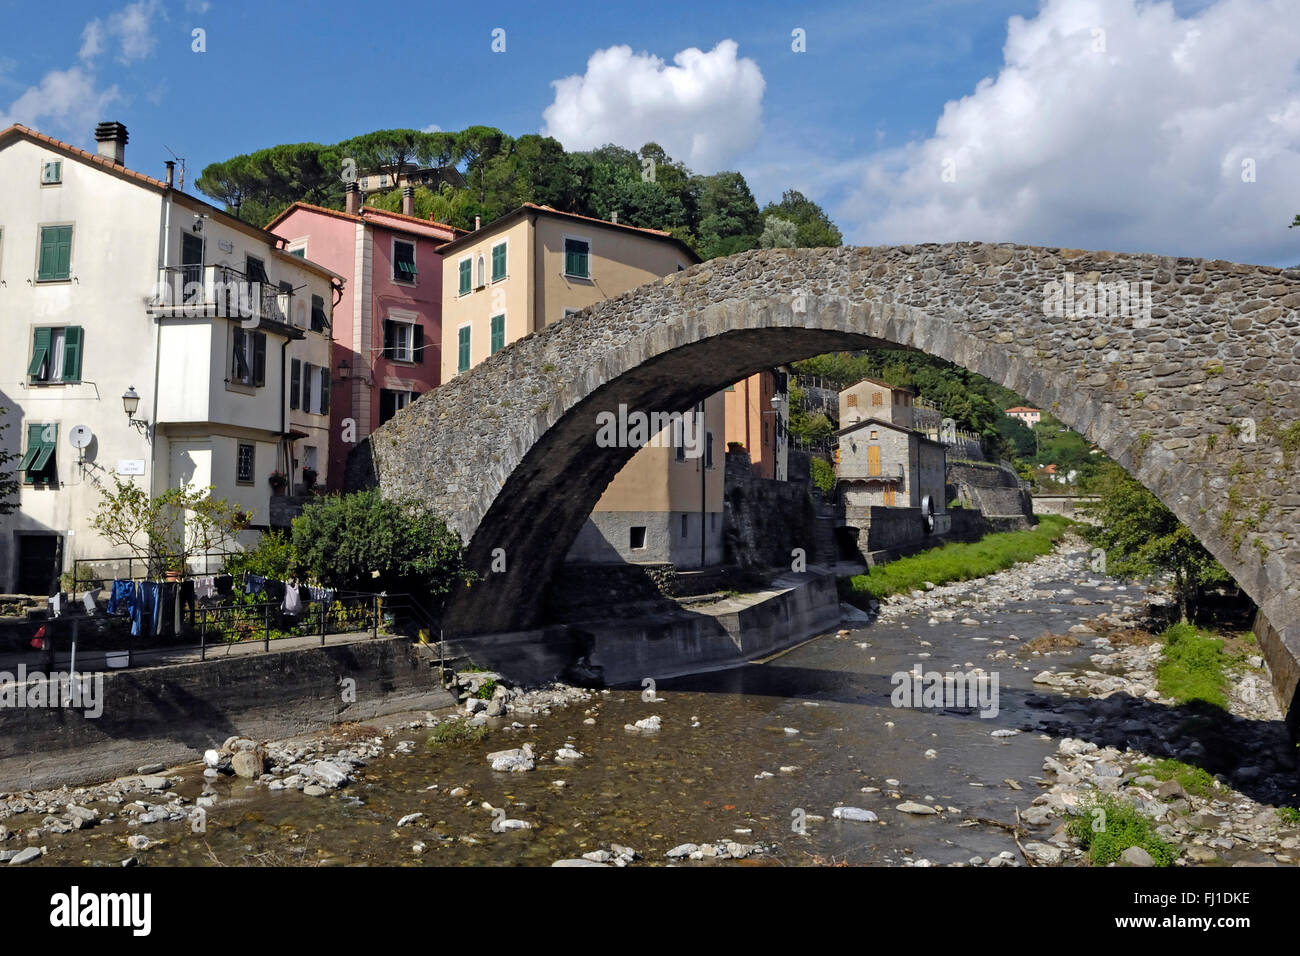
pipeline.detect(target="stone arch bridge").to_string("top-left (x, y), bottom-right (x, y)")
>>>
top-left (348, 243), bottom-right (1300, 725)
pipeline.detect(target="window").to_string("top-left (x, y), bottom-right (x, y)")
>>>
top-left (289, 246), bottom-right (306, 258)
top-left (21, 424), bottom-right (57, 485)
top-left (491, 241), bottom-right (507, 281)
top-left (564, 238), bottom-right (590, 278)
top-left (705, 431), bottom-right (715, 469)
top-left (458, 258), bottom-right (472, 295)
top-left (379, 388), bottom-right (416, 425)
top-left (871, 391), bottom-right (883, 406)
top-left (394, 240), bottom-right (417, 282)
top-left (236, 442), bottom-right (255, 484)
top-left (847, 394), bottom-right (858, 407)
top-left (680, 514), bottom-right (689, 538)
top-left (630, 526), bottom-right (647, 550)
top-left (869, 430), bottom-right (878, 439)
top-left (37, 225), bottom-right (72, 281)
top-left (457, 326), bottom-right (471, 373)
top-left (476, 254), bottom-right (486, 288)
top-left (384, 319), bottom-right (422, 363)
top-left (296, 362), bottom-right (331, 415)
top-left (311, 294), bottom-right (329, 332)
top-left (245, 256), bottom-right (269, 285)
top-left (231, 327), bottom-right (266, 387)
top-left (41, 161), bottom-right (62, 185)
top-left (490, 314), bottom-right (505, 354)
top-left (28, 326), bottom-right (82, 384)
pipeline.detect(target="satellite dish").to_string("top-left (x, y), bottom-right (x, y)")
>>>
top-left (68, 424), bottom-right (93, 449)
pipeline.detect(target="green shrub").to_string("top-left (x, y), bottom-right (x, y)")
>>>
top-left (810, 456), bottom-right (836, 496)
top-left (224, 530), bottom-right (296, 580)
top-left (474, 679), bottom-right (498, 700)
top-left (1066, 795), bottom-right (1176, 866)
top-left (291, 490), bottom-right (475, 597)
top-left (839, 515), bottom-right (1071, 605)
top-left (1155, 622), bottom-right (1227, 708)
top-left (1278, 806), bottom-right (1300, 827)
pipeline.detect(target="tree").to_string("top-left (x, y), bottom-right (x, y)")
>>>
top-left (1083, 462), bottom-right (1231, 620)
top-left (291, 490), bottom-right (474, 598)
top-left (90, 478), bottom-right (249, 576)
top-left (0, 405), bottom-right (18, 515)
top-left (761, 189), bottom-right (843, 247)
top-left (695, 171), bottom-right (762, 260)
top-left (760, 215), bottom-right (798, 248)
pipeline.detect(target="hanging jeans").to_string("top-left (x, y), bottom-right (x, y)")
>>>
top-left (132, 582), bottom-right (159, 637)
top-left (108, 580), bottom-right (135, 615)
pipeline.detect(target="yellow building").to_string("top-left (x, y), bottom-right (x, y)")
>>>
top-left (438, 204), bottom-right (727, 567)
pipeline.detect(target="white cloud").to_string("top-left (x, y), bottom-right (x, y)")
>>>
top-left (837, 0), bottom-right (1300, 264)
top-left (81, 0), bottom-right (164, 66)
top-left (185, 0), bottom-right (212, 12)
top-left (0, 67), bottom-right (120, 132)
top-left (423, 123), bottom-right (442, 133)
top-left (542, 39), bottom-right (764, 172)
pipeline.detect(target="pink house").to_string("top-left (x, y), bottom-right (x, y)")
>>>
top-left (267, 188), bottom-right (461, 490)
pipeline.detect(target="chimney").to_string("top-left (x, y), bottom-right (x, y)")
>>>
top-left (610, 210), bottom-right (619, 225)
top-left (94, 121), bottom-right (128, 165)
top-left (474, 215), bottom-right (481, 231)
top-left (401, 185), bottom-right (415, 217)
top-left (345, 181), bottom-right (360, 215)
top-left (164, 160), bottom-right (175, 188)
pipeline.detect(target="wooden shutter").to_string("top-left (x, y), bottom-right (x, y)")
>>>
top-left (290, 359), bottom-right (301, 409)
top-left (319, 368), bottom-right (330, 415)
top-left (232, 328), bottom-right (247, 381)
top-left (868, 445), bottom-right (881, 477)
top-left (38, 226), bottom-right (71, 280)
top-left (379, 389), bottom-right (396, 424)
top-left (458, 326), bottom-right (470, 372)
top-left (28, 328), bottom-right (51, 379)
top-left (383, 320), bottom-right (395, 360)
top-left (412, 324), bottom-right (424, 364)
top-left (301, 363), bottom-right (313, 411)
top-left (62, 326), bottom-right (83, 382)
top-left (492, 243), bottom-right (506, 280)
top-left (459, 259), bottom-right (471, 294)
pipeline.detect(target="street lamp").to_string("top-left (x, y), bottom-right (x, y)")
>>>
top-left (123, 386), bottom-right (149, 435)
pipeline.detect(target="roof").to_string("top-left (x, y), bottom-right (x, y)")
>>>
top-left (836, 417), bottom-right (946, 446)
top-left (1005, 406), bottom-right (1041, 413)
top-left (435, 202), bottom-right (702, 261)
top-left (841, 377), bottom-right (914, 395)
top-left (1, 124), bottom-right (344, 284)
top-left (264, 201), bottom-right (463, 242)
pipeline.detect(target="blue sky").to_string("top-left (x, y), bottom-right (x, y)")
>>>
top-left (3, 0), bottom-right (1297, 265)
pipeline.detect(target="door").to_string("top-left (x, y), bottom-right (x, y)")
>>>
top-left (16, 534), bottom-right (62, 595)
top-left (181, 232), bottom-right (204, 302)
top-left (883, 486), bottom-right (896, 507)
top-left (867, 445), bottom-right (881, 476)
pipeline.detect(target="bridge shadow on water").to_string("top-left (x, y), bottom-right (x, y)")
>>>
top-left (625, 661), bottom-right (1299, 809)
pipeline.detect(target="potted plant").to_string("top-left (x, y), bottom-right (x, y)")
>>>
top-left (268, 470), bottom-right (288, 493)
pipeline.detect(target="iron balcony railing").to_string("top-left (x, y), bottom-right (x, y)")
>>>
top-left (149, 264), bottom-right (292, 324)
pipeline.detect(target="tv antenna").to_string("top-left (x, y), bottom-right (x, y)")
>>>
top-left (163, 145), bottom-right (187, 192)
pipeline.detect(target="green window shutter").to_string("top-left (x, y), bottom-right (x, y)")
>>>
top-left (320, 369), bottom-right (330, 415)
top-left (290, 359), bottom-right (301, 409)
top-left (395, 242), bottom-right (417, 279)
top-left (25, 423), bottom-right (56, 479)
top-left (492, 244), bottom-right (506, 281)
top-left (20, 425), bottom-right (43, 472)
top-left (459, 259), bottom-right (471, 295)
top-left (383, 320), bottom-right (395, 359)
top-left (38, 226), bottom-right (71, 281)
top-left (232, 328), bottom-right (249, 381)
top-left (28, 328), bottom-right (51, 379)
top-left (565, 239), bottom-right (588, 278)
top-left (458, 326), bottom-right (470, 373)
top-left (413, 323), bottom-right (424, 364)
top-left (253, 332), bottom-right (266, 387)
top-left (301, 363), bottom-right (313, 411)
top-left (290, 247), bottom-right (306, 257)
top-left (490, 314), bottom-right (504, 354)
top-left (62, 326), bottom-right (83, 382)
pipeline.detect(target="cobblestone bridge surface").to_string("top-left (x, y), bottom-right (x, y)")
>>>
top-left (348, 243), bottom-right (1300, 724)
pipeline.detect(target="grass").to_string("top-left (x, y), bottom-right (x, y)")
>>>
top-left (1154, 622), bottom-right (1228, 709)
top-left (474, 679), bottom-right (498, 700)
top-left (1132, 757), bottom-right (1220, 798)
top-left (1279, 807), bottom-right (1300, 827)
top-left (426, 720), bottom-right (490, 748)
top-left (838, 515), bottom-right (1072, 606)
top-left (1066, 795), bottom-right (1177, 866)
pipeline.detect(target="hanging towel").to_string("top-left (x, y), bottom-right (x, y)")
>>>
top-left (193, 575), bottom-right (215, 601)
top-left (282, 583), bottom-right (302, 615)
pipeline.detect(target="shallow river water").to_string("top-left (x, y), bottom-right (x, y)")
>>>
top-left (33, 545), bottom-right (1182, 867)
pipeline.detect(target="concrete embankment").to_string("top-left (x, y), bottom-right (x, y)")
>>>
top-left (444, 569), bottom-right (842, 686)
top-left (0, 635), bottom-right (454, 792)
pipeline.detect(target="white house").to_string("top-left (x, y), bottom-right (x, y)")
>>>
top-left (0, 122), bottom-right (341, 593)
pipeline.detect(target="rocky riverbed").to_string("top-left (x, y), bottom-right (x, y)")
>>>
top-left (5, 534), bottom-right (1296, 867)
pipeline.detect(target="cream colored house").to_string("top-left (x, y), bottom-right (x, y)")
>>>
top-left (0, 122), bottom-right (339, 592)
top-left (438, 204), bottom-right (728, 566)
top-left (838, 377), bottom-right (915, 430)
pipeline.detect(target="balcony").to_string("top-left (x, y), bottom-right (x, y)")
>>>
top-left (148, 265), bottom-right (297, 333)
top-left (838, 461), bottom-right (906, 482)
